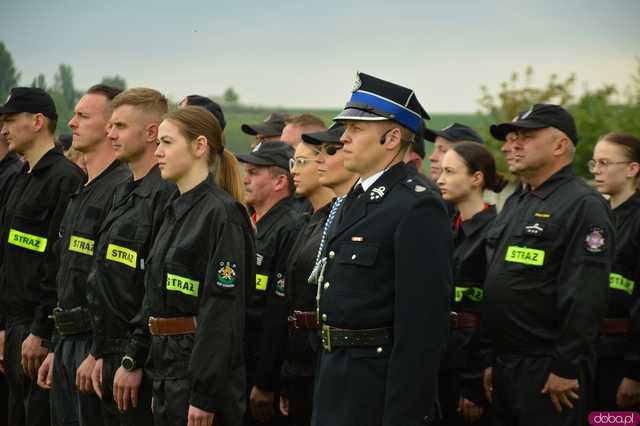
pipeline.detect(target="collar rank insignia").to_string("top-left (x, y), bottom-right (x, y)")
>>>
top-left (370, 186), bottom-right (386, 200)
top-left (414, 185), bottom-right (426, 192)
top-left (216, 261), bottom-right (237, 288)
top-left (585, 226), bottom-right (606, 253)
top-left (524, 223), bottom-right (544, 236)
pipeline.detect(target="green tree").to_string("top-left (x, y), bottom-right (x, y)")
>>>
top-left (223, 87), bottom-right (239, 105)
top-left (53, 64), bottom-right (81, 108)
top-left (31, 74), bottom-right (47, 90)
top-left (0, 42), bottom-right (21, 101)
top-left (101, 75), bottom-right (127, 91)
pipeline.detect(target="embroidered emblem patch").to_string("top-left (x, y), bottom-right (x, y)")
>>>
top-left (524, 223), bottom-right (544, 236)
top-left (585, 226), bottom-right (606, 253)
top-left (370, 186), bottom-right (386, 200)
top-left (275, 273), bottom-right (286, 297)
top-left (217, 261), bottom-right (238, 288)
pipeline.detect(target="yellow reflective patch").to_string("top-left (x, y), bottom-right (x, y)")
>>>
top-left (609, 273), bottom-right (634, 295)
top-left (68, 235), bottom-right (94, 256)
top-left (534, 212), bottom-right (551, 219)
top-left (505, 245), bottom-right (545, 266)
top-left (256, 274), bottom-right (268, 291)
top-left (454, 287), bottom-right (484, 302)
top-left (166, 273), bottom-right (200, 297)
top-left (106, 244), bottom-right (137, 268)
top-left (8, 229), bottom-right (47, 253)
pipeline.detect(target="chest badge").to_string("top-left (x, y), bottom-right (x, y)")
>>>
top-left (370, 186), bottom-right (386, 200)
top-left (524, 223), bottom-right (544, 236)
top-left (585, 226), bottom-right (606, 253)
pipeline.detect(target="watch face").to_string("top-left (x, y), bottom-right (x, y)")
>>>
top-left (122, 356), bottom-right (135, 371)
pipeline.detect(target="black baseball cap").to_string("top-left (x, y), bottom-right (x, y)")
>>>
top-left (235, 141), bottom-right (294, 170)
top-left (301, 123), bottom-right (345, 145)
top-left (0, 87), bottom-right (58, 119)
top-left (490, 103), bottom-right (578, 145)
top-left (184, 95), bottom-right (226, 130)
top-left (241, 112), bottom-right (289, 137)
top-left (424, 122), bottom-right (483, 144)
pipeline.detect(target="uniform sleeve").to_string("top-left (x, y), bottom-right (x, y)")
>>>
top-left (383, 195), bottom-right (452, 425)
top-left (254, 218), bottom-right (303, 391)
top-left (123, 185), bottom-right (174, 367)
top-left (30, 171), bottom-right (83, 339)
top-left (625, 226), bottom-right (640, 381)
top-left (188, 210), bottom-right (255, 413)
top-left (550, 195), bottom-right (614, 379)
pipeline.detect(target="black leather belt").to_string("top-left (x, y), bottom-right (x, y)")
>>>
top-left (50, 307), bottom-right (92, 336)
top-left (320, 325), bottom-right (392, 352)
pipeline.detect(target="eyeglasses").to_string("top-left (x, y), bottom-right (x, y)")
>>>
top-left (320, 143), bottom-right (343, 156)
top-left (587, 159), bottom-right (632, 173)
top-left (289, 157), bottom-right (317, 171)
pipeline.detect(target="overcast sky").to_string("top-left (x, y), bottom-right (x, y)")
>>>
top-left (2, 0), bottom-right (639, 112)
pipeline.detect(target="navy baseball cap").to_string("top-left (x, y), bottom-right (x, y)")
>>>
top-left (0, 87), bottom-right (58, 119)
top-left (490, 103), bottom-right (578, 145)
top-left (235, 141), bottom-right (294, 170)
top-left (301, 123), bottom-right (345, 145)
top-left (424, 123), bottom-right (484, 144)
top-left (334, 72), bottom-right (430, 134)
top-left (184, 95), bottom-right (226, 130)
top-left (241, 112), bottom-right (289, 137)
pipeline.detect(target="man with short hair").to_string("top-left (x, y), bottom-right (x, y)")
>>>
top-left (242, 113), bottom-right (289, 149)
top-left (236, 142), bottom-right (303, 426)
top-left (0, 87), bottom-right (85, 426)
top-left (36, 84), bottom-right (130, 425)
top-left (312, 72), bottom-right (452, 426)
top-left (425, 123), bottom-right (484, 182)
top-left (483, 104), bottom-right (614, 426)
top-left (280, 114), bottom-right (326, 148)
top-left (87, 87), bottom-right (173, 426)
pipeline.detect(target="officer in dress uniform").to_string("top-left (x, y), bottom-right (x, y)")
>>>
top-left (482, 104), bottom-right (615, 426)
top-left (312, 72), bottom-right (452, 426)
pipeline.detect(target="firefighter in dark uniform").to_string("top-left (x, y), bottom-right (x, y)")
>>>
top-left (589, 132), bottom-right (640, 409)
top-left (312, 72), bottom-right (452, 426)
top-left (482, 104), bottom-right (615, 426)
top-left (146, 106), bottom-right (254, 426)
top-left (86, 87), bottom-right (172, 425)
top-left (435, 142), bottom-right (508, 425)
top-left (34, 84), bottom-right (130, 425)
top-left (235, 141), bottom-right (302, 426)
top-left (403, 125), bottom-right (439, 195)
top-left (0, 87), bottom-right (85, 426)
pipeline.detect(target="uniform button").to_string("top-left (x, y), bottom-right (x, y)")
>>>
top-left (351, 254), bottom-right (357, 260)
top-left (322, 314), bottom-right (327, 321)
top-left (376, 347), bottom-right (383, 353)
top-left (324, 282), bottom-right (330, 289)
top-left (329, 251), bottom-right (335, 259)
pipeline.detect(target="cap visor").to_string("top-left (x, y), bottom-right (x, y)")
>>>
top-left (241, 123), bottom-right (281, 137)
top-left (333, 108), bottom-right (388, 122)
top-left (0, 106), bottom-right (20, 115)
top-left (423, 128), bottom-right (446, 143)
top-left (235, 153), bottom-right (274, 166)
top-left (302, 130), bottom-right (343, 145)
top-left (490, 120), bottom-right (548, 141)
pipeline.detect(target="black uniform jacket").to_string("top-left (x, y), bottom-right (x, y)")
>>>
top-left (444, 205), bottom-right (496, 404)
top-left (0, 148), bottom-right (84, 337)
top-left (0, 151), bottom-right (21, 207)
top-left (249, 197), bottom-right (304, 391)
top-left (281, 203), bottom-right (330, 379)
top-left (144, 174), bottom-right (255, 417)
top-left (55, 160), bottom-right (130, 312)
top-left (87, 165), bottom-right (174, 364)
top-left (483, 165), bottom-right (614, 379)
top-left (314, 162), bottom-right (452, 426)
top-left (596, 191), bottom-right (640, 380)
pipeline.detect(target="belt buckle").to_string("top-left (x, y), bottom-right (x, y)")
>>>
top-left (449, 311), bottom-right (459, 328)
top-left (321, 324), bottom-right (332, 352)
top-left (148, 316), bottom-right (156, 334)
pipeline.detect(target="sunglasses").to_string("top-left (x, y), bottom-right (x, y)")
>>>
top-left (320, 143), bottom-right (343, 156)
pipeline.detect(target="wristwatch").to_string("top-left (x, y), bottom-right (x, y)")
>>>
top-left (121, 355), bottom-right (136, 371)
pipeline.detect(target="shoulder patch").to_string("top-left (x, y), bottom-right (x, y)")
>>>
top-left (585, 226), bottom-right (606, 253)
top-left (216, 261), bottom-right (238, 288)
top-left (275, 273), bottom-right (286, 297)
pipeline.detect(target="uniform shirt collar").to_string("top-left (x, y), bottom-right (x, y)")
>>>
top-left (459, 205), bottom-right (497, 237)
top-left (255, 197), bottom-right (295, 238)
top-left (23, 146), bottom-right (67, 175)
top-left (527, 164), bottom-right (575, 200)
top-left (169, 173), bottom-right (214, 222)
top-left (358, 169), bottom-right (385, 192)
